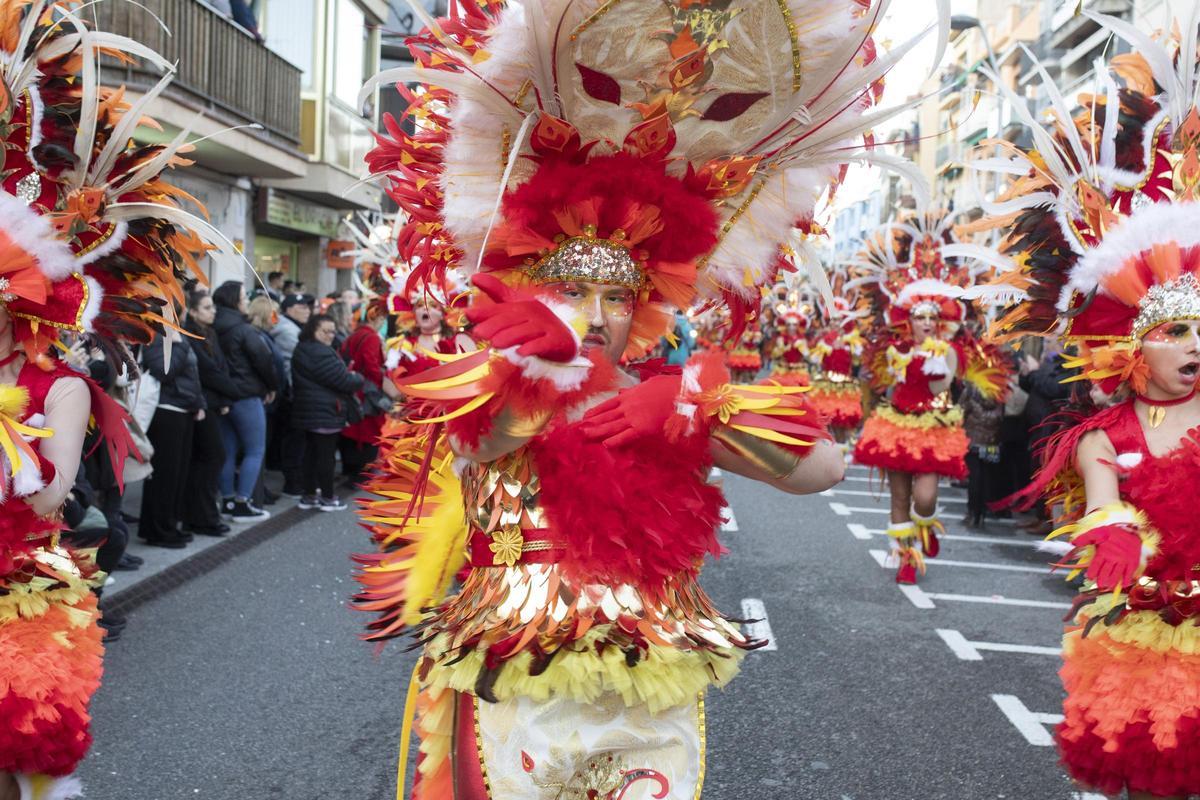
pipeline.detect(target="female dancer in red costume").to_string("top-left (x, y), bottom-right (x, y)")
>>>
top-left (852, 217), bottom-right (970, 583)
top-left (970, 12), bottom-right (1200, 795)
top-left (0, 6), bottom-right (233, 798)
top-left (808, 294), bottom-right (865, 441)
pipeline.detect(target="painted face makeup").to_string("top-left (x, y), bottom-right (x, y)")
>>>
top-left (1141, 319), bottom-right (1200, 398)
top-left (910, 313), bottom-right (938, 342)
top-left (540, 281), bottom-right (635, 364)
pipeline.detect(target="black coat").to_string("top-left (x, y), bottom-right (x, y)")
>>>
top-left (142, 335), bottom-right (205, 412)
top-left (185, 318), bottom-right (240, 410)
top-left (212, 305), bottom-right (279, 399)
top-left (290, 340), bottom-right (364, 431)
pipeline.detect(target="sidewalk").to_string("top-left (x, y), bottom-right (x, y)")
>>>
top-left (102, 473), bottom-right (326, 615)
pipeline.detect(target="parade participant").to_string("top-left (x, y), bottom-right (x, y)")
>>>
top-left (807, 292), bottom-right (865, 439)
top-left (352, 0), bottom-right (941, 796)
top-left (767, 292), bottom-right (813, 386)
top-left (727, 315), bottom-right (764, 383)
top-left (0, 4), bottom-right (237, 797)
top-left (970, 11), bottom-right (1200, 797)
top-left (853, 209), bottom-right (999, 583)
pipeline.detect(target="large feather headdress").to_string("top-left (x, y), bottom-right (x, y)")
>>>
top-left (0, 2), bottom-right (240, 367)
top-left (362, 0), bottom-right (946, 357)
top-left (968, 8), bottom-right (1200, 391)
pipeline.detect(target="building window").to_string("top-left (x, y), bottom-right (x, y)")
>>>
top-left (332, 0), bottom-right (367, 109)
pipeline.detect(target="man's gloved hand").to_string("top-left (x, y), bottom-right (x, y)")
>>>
top-left (467, 274), bottom-right (578, 363)
top-left (579, 374), bottom-right (682, 447)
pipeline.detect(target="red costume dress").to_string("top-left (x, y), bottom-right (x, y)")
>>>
top-left (854, 340), bottom-right (967, 479)
top-left (807, 328), bottom-right (863, 428)
top-left (0, 364), bottom-right (103, 781)
top-left (1032, 403), bottom-right (1200, 796)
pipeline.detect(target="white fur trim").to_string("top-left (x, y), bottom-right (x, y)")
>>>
top-left (0, 193), bottom-right (76, 280)
top-left (25, 87), bottom-right (45, 167)
top-left (384, 348), bottom-right (402, 371)
top-left (498, 347), bottom-right (592, 391)
top-left (1114, 452), bottom-right (1143, 470)
top-left (1036, 539), bottom-right (1073, 556)
top-left (1061, 202), bottom-right (1200, 311)
top-left (680, 362), bottom-right (702, 394)
top-left (75, 220), bottom-right (128, 267)
top-left (9, 448), bottom-right (45, 497)
top-left (16, 774), bottom-right (83, 800)
top-left (921, 354), bottom-right (949, 377)
top-left (79, 275), bottom-right (104, 333)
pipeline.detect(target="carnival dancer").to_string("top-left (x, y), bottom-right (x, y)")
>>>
top-left (767, 292), bottom-right (814, 386)
top-left (853, 211), bottom-right (975, 583)
top-left (967, 11), bottom-right (1200, 797)
top-left (0, 5), bottom-right (237, 798)
top-left (351, 0), bottom-right (942, 796)
top-left (808, 293), bottom-right (866, 441)
top-left (727, 315), bottom-right (764, 383)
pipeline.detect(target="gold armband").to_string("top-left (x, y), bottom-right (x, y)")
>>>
top-left (491, 407), bottom-right (553, 439)
top-left (711, 425), bottom-right (802, 480)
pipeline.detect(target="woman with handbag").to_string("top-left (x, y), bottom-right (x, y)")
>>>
top-left (291, 314), bottom-right (364, 511)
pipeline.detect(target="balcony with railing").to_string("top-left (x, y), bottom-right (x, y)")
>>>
top-left (93, 0), bottom-right (302, 148)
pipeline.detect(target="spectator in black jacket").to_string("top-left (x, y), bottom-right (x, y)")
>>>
top-left (291, 314), bottom-right (363, 511)
top-left (139, 326), bottom-right (206, 547)
top-left (182, 290), bottom-right (236, 537)
top-left (211, 281), bottom-right (278, 523)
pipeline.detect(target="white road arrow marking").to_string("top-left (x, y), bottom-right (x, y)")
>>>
top-left (991, 694), bottom-right (1063, 746)
top-left (936, 629), bottom-right (1061, 661)
top-left (740, 598), bottom-right (776, 651)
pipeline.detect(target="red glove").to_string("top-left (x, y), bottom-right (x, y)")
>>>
top-left (467, 274), bottom-right (578, 363)
top-left (1069, 524), bottom-right (1143, 591)
top-left (579, 374), bottom-right (682, 447)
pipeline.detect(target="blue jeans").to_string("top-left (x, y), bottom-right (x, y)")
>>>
top-left (218, 397), bottom-right (267, 500)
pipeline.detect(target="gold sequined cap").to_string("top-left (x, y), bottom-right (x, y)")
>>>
top-left (527, 236), bottom-right (646, 289)
top-left (1132, 273), bottom-right (1200, 339)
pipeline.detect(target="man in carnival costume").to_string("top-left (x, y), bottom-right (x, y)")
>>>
top-left (852, 208), bottom-right (1008, 584)
top-left (0, 4), bottom-right (239, 799)
top-left (968, 8), bottom-right (1200, 797)
top-left (352, 0), bottom-right (944, 797)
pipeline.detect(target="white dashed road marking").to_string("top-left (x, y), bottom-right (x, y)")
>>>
top-left (896, 583), bottom-right (1071, 610)
top-left (740, 598), bottom-right (777, 651)
top-left (850, 525), bottom-right (1047, 549)
top-left (868, 549), bottom-right (1046, 574)
top-left (821, 488), bottom-right (966, 504)
top-left (720, 507), bottom-right (738, 531)
top-left (936, 629), bottom-right (1061, 661)
top-left (991, 694), bottom-right (1063, 746)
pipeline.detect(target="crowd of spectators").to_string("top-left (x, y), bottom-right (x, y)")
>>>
top-left (60, 271), bottom-right (392, 642)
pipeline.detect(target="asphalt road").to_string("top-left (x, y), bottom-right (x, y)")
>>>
top-left (78, 463), bottom-right (1087, 800)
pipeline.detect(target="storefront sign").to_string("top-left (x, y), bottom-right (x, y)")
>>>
top-left (327, 239), bottom-right (355, 269)
top-left (257, 188), bottom-right (344, 238)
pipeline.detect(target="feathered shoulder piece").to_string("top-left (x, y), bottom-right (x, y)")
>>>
top-left (362, 0), bottom-right (945, 359)
top-left (969, 9), bottom-right (1200, 391)
top-left (0, 2), bottom-right (240, 368)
